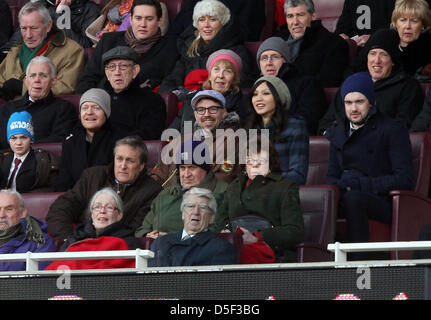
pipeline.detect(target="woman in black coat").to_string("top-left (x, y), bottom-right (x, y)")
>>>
top-left (56, 88), bottom-right (119, 191)
top-left (159, 0), bottom-right (254, 95)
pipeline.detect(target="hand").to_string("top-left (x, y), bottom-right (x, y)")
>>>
top-left (146, 230), bottom-right (166, 239)
top-left (355, 34), bottom-right (371, 47)
top-left (239, 227), bottom-right (258, 245)
top-left (339, 33), bottom-right (349, 40)
top-left (220, 229), bottom-right (231, 233)
top-left (56, 0), bottom-right (72, 6)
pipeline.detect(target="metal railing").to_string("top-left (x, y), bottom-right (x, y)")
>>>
top-left (0, 249), bottom-right (154, 272)
top-left (327, 241), bottom-right (431, 262)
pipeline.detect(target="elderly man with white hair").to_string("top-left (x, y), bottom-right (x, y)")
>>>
top-left (0, 189), bottom-right (56, 271)
top-left (0, 56), bottom-right (77, 149)
top-left (148, 187), bottom-right (237, 267)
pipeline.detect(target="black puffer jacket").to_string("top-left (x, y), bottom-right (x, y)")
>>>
top-left (159, 16), bottom-right (254, 93)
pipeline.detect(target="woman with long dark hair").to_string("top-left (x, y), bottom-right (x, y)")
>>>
top-left (245, 75), bottom-right (309, 185)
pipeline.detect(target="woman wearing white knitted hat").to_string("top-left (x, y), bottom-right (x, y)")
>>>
top-left (159, 0), bottom-right (254, 97)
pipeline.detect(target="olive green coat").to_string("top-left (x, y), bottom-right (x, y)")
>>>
top-left (212, 172), bottom-right (304, 261)
top-left (135, 171), bottom-right (228, 237)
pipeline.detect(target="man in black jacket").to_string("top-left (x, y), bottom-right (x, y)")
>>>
top-left (275, 0), bottom-right (349, 88)
top-left (0, 56), bottom-right (77, 150)
top-left (101, 46), bottom-right (166, 140)
top-left (76, 0), bottom-right (179, 92)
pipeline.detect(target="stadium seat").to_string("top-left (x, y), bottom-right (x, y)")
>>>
top-left (344, 37), bottom-right (358, 63)
top-left (306, 136), bottom-right (330, 185)
top-left (159, 91), bottom-right (179, 128)
top-left (244, 41), bottom-right (263, 71)
top-left (323, 87), bottom-right (338, 106)
top-left (144, 140), bottom-right (168, 173)
top-left (84, 47), bottom-right (95, 65)
top-left (58, 94), bottom-right (81, 115)
top-left (6, 0), bottom-right (26, 29)
top-left (163, 0), bottom-right (186, 23)
top-left (21, 192), bottom-right (65, 222)
top-left (32, 142), bottom-right (63, 158)
top-left (313, 0), bottom-right (344, 33)
top-left (297, 185), bottom-right (338, 262)
top-left (260, 0), bottom-right (276, 41)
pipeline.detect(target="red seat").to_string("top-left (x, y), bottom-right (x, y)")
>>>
top-left (32, 142), bottom-right (63, 158)
top-left (260, 0), bottom-right (276, 41)
top-left (323, 87), bottom-right (339, 106)
top-left (159, 91), bottom-right (179, 128)
top-left (296, 185), bottom-right (338, 262)
top-left (306, 136), bottom-right (330, 185)
top-left (84, 47), bottom-right (94, 65)
top-left (163, 0), bottom-right (186, 23)
top-left (144, 140), bottom-right (168, 174)
top-left (244, 41), bottom-right (263, 71)
top-left (22, 192), bottom-right (65, 222)
top-left (58, 94), bottom-right (81, 115)
top-left (344, 38), bottom-right (358, 63)
top-left (313, 0), bottom-right (344, 32)
top-left (6, 0), bottom-right (26, 29)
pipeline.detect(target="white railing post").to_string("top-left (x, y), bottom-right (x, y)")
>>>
top-left (334, 242), bottom-right (347, 263)
top-left (25, 251), bottom-right (39, 272)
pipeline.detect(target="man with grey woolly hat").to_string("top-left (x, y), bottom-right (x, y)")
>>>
top-left (255, 37), bottom-right (327, 135)
top-left (79, 88), bottom-right (111, 118)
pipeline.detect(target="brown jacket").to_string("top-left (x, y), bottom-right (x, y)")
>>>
top-left (0, 27), bottom-right (84, 97)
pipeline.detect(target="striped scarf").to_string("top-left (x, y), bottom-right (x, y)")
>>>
top-left (124, 26), bottom-right (161, 55)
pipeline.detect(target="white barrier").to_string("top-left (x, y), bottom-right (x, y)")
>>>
top-left (327, 241), bottom-right (431, 262)
top-left (0, 249), bottom-right (154, 272)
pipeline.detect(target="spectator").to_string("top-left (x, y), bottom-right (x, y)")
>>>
top-left (167, 0), bottom-right (266, 42)
top-left (411, 87), bottom-right (431, 132)
top-left (151, 90), bottom-right (241, 187)
top-left (335, 0), bottom-right (395, 47)
top-left (0, 56), bottom-right (78, 150)
top-left (0, 1), bottom-right (84, 100)
top-left (0, 111), bottom-right (59, 192)
top-left (46, 135), bottom-right (163, 239)
top-left (135, 139), bottom-right (228, 238)
top-left (159, 0), bottom-right (254, 95)
top-left (76, 0), bottom-right (179, 92)
top-left (169, 49), bottom-right (249, 131)
top-left (212, 137), bottom-right (304, 263)
top-left (0, 189), bottom-right (56, 271)
top-left (256, 36), bottom-right (327, 135)
top-left (319, 28), bottom-right (424, 134)
top-left (45, 187), bottom-right (139, 270)
top-left (101, 46), bottom-right (166, 140)
top-left (56, 88), bottom-right (120, 192)
top-left (275, 0), bottom-right (349, 87)
top-left (326, 72), bottom-right (414, 260)
top-left (390, 0), bottom-right (431, 78)
top-left (245, 76), bottom-right (309, 185)
top-left (148, 187), bottom-right (237, 267)
top-left (0, 0), bottom-right (13, 54)
top-left (86, 0), bottom-right (169, 44)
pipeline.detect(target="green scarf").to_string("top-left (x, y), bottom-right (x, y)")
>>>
top-left (0, 216), bottom-right (45, 247)
top-left (18, 39), bottom-right (48, 72)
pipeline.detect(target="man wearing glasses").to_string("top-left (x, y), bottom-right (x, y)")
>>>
top-left (100, 45), bottom-right (166, 140)
top-left (148, 187), bottom-right (237, 267)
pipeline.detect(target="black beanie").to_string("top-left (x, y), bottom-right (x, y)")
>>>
top-left (365, 28), bottom-right (400, 64)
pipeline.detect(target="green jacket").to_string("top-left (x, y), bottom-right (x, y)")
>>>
top-left (212, 172), bottom-right (304, 261)
top-left (135, 171), bottom-right (228, 237)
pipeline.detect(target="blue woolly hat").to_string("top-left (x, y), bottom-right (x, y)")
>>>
top-left (340, 72), bottom-right (375, 106)
top-left (176, 139), bottom-right (212, 172)
top-left (7, 111), bottom-right (35, 141)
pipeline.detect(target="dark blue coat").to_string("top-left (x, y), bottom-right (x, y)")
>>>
top-left (148, 230), bottom-right (237, 267)
top-left (326, 110), bottom-right (414, 195)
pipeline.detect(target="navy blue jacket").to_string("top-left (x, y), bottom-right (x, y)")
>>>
top-left (148, 230), bottom-right (237, 267)
top-left (326, 110), bottom-right (414, 195)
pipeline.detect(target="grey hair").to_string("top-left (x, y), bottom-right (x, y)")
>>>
top-left (284, 0), bottom-right (315, 15)
top-left (86, 187), bottom-right (124, 220)
top-left (19, 1), bottom-right (52, 27)
top-left (114, 135), bottom-right (148, 164)
top-left (180, 187), bottom-right (217, 214)
top-left (0, 189), bottom-right (25, 210)
top-left (26, 56), bottom-right (57, 78)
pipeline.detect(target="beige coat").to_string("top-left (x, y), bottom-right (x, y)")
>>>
top-left (0, 28), bottom-right (84, 97)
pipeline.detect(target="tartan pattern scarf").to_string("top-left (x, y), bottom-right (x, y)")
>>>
top-left (124, 26), bottom-right (161, 55)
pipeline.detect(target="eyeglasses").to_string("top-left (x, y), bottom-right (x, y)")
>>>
top-left (246, 158), bottom-right (269, 165)
top-left (193, 106), bottom-right (224, 115)
top-left (92, 204), bottom-right (118, 213)
top-left (259, 54), bottom-right (283, 63)
top-left (105, 63), bottom-right (134, 71)
top-left (183, 202), bottom-right (212, 212)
